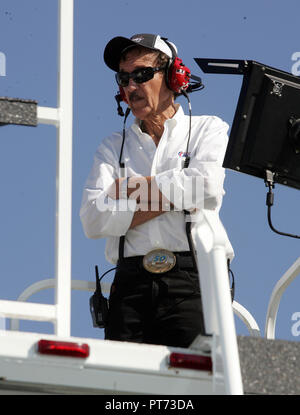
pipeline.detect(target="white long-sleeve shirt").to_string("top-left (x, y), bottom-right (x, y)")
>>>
top-left (80, 105), bottom-right (229, 264)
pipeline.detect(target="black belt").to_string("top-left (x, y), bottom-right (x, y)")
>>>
top-left (118, 211), bottom-right (198, 272)
top-left (117, 251), bottom-right (195, 272)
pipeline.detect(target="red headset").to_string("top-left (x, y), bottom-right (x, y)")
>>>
top-left (166, 56), bottom-right (191, 93)
top-left (119, 85), bottom-right (128, 103)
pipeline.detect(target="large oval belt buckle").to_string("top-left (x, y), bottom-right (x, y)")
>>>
top-left (143, 249), bottom-right (176, 273)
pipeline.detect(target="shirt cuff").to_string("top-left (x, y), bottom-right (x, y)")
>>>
top-left (96, 194), bottom-right (137, 235)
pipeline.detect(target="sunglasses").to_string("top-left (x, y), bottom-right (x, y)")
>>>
top-left (115, 66), bottom-right (165, 87)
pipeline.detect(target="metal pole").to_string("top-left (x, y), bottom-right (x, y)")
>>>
top-left (194, 210), bottom-right (243, 395)
top-left (55, 0), bottom-right (74, 336)
top-left (210, 245), bottom-right (243, 394)
top-left (265, 257), bottom-right (300, 339)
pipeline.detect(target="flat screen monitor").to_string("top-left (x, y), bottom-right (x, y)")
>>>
top-left (221, 61), bottom-right (300, 190)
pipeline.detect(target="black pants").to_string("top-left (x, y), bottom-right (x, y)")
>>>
top-left (105, 256), bottom-right (205, 348)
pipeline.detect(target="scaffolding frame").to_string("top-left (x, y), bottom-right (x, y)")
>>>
top-left (0, 0), bottom-right (73, 337)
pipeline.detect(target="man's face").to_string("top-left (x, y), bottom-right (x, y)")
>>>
top-left (119, 49), bottom-right (174, 120)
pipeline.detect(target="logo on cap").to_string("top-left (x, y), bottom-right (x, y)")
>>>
top-left (132, 36), bottom-right (144, 43)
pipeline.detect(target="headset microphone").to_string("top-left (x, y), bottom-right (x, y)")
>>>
top-left (115, 92), bottom-right (124, 116)
top-left (186, 74), bottom-right (204, 93)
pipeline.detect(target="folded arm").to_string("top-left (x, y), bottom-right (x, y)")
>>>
top-left (80, 117), bottom-right (228, 238)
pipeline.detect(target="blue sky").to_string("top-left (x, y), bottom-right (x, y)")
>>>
top-left (0, 0), bottom-right (300, 342)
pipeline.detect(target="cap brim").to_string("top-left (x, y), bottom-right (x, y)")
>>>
top-left (104, 36), bottom-right (139, 72)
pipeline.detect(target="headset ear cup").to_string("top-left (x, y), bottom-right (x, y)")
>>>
top-left (168, 57), bottom-right (191, 93)
top-left (119, 86), bottom-right (128, 104)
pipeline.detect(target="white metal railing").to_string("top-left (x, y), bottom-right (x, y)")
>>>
top-left (6, 207), bottom-right (245, 394)
top-left (8, 277), bottom-right (260, 336)
top-left (233, 301), bottom-right (261, 337)
top-left (265, 256), bottom-right (300, 339)
top-left (0, 0), bottom-right (74, 337)
top-left (193, 210), bottom-right (244, 395)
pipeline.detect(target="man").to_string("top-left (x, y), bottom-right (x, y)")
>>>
top-left (80, 33), bottom-right (230, 348)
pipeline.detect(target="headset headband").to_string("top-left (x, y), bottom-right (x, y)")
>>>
top-left (161, 37), bottom-right (177, 61)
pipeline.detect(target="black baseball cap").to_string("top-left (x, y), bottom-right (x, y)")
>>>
top-left (104, 33), bottom-right (177, 72)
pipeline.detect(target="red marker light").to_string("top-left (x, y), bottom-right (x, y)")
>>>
top-left (169, 352), bottom-right (212, 372)
top-left (37, 339), bottom-right (90, 358)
